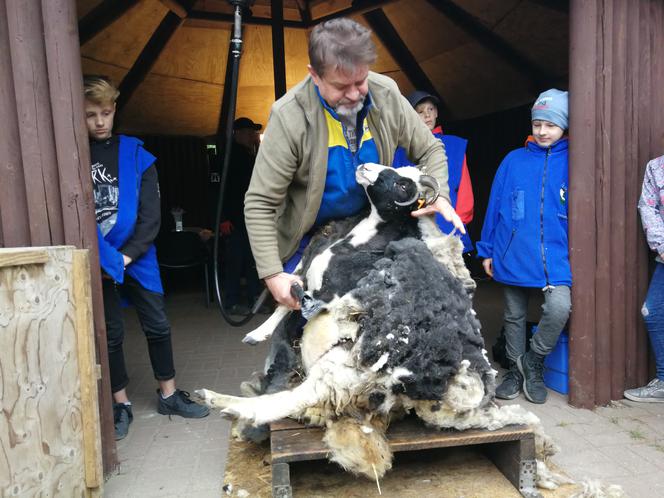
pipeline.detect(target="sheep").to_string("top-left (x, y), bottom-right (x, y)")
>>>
top-left (197, 163), bottom-right (498, 476)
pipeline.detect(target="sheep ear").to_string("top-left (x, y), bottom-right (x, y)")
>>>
top-left (419, 175), bottom-right (440, 206)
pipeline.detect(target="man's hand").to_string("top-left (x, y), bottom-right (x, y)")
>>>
top-left (411, 197), bottom-right (466, 234)
top-left (264, 272), bottom-right (304, 309)
top-left (122, 254), bottom-right (132, 268)
top-left (482, 258), bottom-right (493, 278)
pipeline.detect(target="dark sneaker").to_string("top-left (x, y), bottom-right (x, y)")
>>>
top-left (157, 389), bottom-right (210, 418)
top-left (113, 402), bottom-right (133, 440)
top-left (624, 378), bottom-right (664, 403)
top-left (517, 350), bottom-right (547, 404)
top-left (495, 362), bottom-right (523, 400)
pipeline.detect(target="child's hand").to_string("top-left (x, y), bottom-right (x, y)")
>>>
top-left (482, 258), bottom-right (493, 278)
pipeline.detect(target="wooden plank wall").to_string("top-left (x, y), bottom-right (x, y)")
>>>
top-left (0, 0), bottom-right (117, 472)
top-left (569, 0), bottom-right (664, 408)
top-left (0, 247), bottom-right (102, 496)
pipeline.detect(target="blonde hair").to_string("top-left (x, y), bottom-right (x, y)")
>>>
top-left (83, 75), bottom-right (119, 104)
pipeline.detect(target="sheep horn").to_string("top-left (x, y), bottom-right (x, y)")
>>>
top-left (394, 190), bottom-right (420, 206)
top-left (419, 175), bottom-right (440, 205)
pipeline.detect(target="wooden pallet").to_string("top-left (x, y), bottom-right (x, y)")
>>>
top-left (269, 417), bottom-right (540, 498)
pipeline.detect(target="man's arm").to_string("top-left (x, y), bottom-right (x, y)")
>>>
top-left (244, 108), bottom-right (299, 279)
top-left (244, 108), bottom-right (305, 308)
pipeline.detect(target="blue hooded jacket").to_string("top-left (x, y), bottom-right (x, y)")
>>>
top-left (97, 135), bottom-right (164, 294)
top-left (476, 137), bottom-right (570, 288)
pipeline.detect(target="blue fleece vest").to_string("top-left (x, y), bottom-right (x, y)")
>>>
top-left (97, 135), bottom-right (163, 294)
top-left (393, 131), bottom-right (473, 252)
top-left (314, 90), bottom-right (378, 227)
top-left (476, 138), bottom-right (570, 288)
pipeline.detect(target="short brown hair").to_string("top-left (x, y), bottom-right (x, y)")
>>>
top-left (83, 75), bottom-right (119, 104)
top-left (308, 18), bottom-right (376, 77)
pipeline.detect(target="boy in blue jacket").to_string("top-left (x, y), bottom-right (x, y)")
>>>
top-left (84, 76), bottom-right (208, 440)
top-left (477, 89), bottom-right (571, 404)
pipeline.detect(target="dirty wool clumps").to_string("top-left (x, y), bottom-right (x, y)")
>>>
top-left (353, 238), bottom-right (492, 402)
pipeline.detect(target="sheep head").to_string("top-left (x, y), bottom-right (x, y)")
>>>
top-left (355, 164), bottom-right (439, 220)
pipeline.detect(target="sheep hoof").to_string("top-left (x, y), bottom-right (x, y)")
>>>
top-left (242, 334), bottom-right (259, 345)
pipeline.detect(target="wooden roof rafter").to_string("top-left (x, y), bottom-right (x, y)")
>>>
top-left (528, 0), bottom-right (569, 14)
top-left (116, 0), bottom-right (196, 111)
top-left (187, 10), bottom-right (307, 29)
top-left (294, 0), bottom-right (312, 24)
top-left (78, 0), bottom-right (141, 45)
top-left (424, 0), bottom-right (557, 90)
top-left (362, 8), bottom-right (452, 120)
top-left (311, 0), bottom-right (398, 24)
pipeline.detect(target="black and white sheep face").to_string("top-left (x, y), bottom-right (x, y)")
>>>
top-left (355, 163), bottom-right (439, 221)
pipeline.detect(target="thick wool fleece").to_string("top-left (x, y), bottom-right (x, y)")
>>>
top-left (353, 238), bottom-right (492, 401)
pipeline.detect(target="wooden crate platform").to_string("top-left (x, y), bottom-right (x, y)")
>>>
top-left (269, 417), bottom-right (541, 498)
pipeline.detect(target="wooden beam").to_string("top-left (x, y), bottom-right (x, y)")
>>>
top-left (78, 0), bottom-right (140, 45)
top-left (295, 0), bottom-right (312, 24)
top-left (157, 0), bottom-right (188, 18)
top-left (424, 0), bottom-right (556, 89)
top-left (529, 0), bottom-right (569, 14)
top-left (311, 0), bottom-right (398, 24)
top-left (363, 8), bottom-right (452, 119)
top-left (187, 10), bottom-right (306, 29)
top-left (116, 1), bottom-right (195, 111)
top-left (271, 0), bottom-right (287, 99)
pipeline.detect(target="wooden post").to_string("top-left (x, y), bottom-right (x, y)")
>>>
top-left (568, 0), bottom-right (664, 407)
top-left (0, 0), bottom-right (118, 473)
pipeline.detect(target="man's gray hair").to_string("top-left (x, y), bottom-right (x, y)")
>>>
top-left (308, 18), bottom-right (377, 77)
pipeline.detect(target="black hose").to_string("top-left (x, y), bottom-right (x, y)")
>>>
top-left (212, 2), bottom-right (256, 326)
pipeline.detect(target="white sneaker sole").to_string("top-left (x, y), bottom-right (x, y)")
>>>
top-left (624, 393), bottom-right (664, 403)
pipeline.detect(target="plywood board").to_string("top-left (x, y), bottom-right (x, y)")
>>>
top-left (0, 246), bottom-right (101, 497)
top-left (151, 24), bottom-right (229, 85)
top-left (80, 0), bottom-right (169, 66)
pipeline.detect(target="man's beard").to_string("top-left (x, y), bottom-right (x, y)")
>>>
top-left (335, 97), bottom-right (365, 125)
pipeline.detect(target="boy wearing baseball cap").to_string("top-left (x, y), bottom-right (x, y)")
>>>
top-left (477, 89), bottom-right (571, 404)
top-left (393, 91), bottom-right (475, 254)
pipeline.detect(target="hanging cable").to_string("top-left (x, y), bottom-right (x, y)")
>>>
top-left (212, 0), bottom-right (258, 326)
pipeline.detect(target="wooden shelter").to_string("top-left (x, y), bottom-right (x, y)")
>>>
top-left (1, 0), bottom-right (663, 476)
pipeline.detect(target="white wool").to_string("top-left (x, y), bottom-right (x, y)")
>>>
top-left (570, 480), bottom-right (626, 498)
top-left (370, 353), bottom-right (389, 372)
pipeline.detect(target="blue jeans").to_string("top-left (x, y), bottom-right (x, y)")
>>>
top-left (503, 284), bottom-right (571, 361)
top-left (643, 263), bottom-right (664, 380)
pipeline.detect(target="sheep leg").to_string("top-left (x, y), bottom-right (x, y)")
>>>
top-left (242, 305), bottom-right (290, 344)
top-left (195, 375), bottom-right (325, 425)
